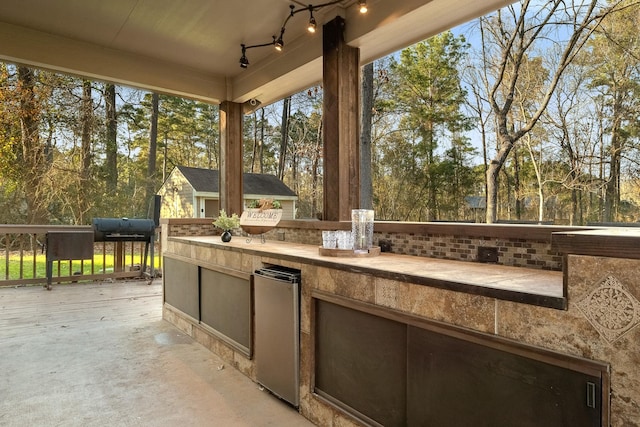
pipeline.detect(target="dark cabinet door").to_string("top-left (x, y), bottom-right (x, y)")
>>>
top-left (163, 257), bottom-right (199, 320)
top-left (407, 326), bottom-right (603, 427)
top-left (315, 300), bottom-right (407, 427)
top-left (200, 268), bottom-right (251, 355)
top-left (313, 296), bottom-right (607, 427)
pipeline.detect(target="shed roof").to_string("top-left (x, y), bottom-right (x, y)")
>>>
top-left (176, 166), bottom-right (297, 198)
top-left (465, 196), bottom-right (486, 210)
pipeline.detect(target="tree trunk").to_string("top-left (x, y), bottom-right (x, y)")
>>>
top-left (105, 83), bottom-right (118, 193)
top-left (278, 97), bottom-right (291, 180)
top-left (17, 66), bottom-right (48, 224)
top-left (146, 92), bottom-right (159, 204)
top-left (251, 110), bottom-right (258, 173)
top-left (604, 102), bottom-right (623, 222)
top-left (259, 108), bottom-right (265, 174)
top-left (162, 132), bottom-right (168, 182)
top-left (81, 81), bottom-right (92, 180)
top-left (79, 80), bottom-right (93, 223)
top-left (485, 132), bottom-right (515, 223)
top-left (360, 62), bottom-right (374, 210)
top-left (513, 145), bottom-right (521, 220)
top-left (486, 163), bottom-right (499, 224)
top-left (570, 187), bottom-right (578, 225)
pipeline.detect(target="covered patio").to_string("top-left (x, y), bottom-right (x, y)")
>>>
top-left (0, 279), bottom-right (311, 426)
top-left (2, 1), bottom-right (639, 426)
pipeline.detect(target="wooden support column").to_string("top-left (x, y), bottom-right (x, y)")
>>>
top-left (323, 16), bottom-right (360, 221)
top-left (219, 101), bottom-right (244, 217)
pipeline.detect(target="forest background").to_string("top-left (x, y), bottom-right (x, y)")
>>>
top-left (1, 0), bottom-right (639, 226)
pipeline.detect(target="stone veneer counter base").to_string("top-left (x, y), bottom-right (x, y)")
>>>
top-left (169, 236), bottom-right (564, 309)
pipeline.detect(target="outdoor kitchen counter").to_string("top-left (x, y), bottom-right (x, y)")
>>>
top-left (163, 232), bottom-right (640, 426)
top-left (167, 236), bottom-right (565, 309)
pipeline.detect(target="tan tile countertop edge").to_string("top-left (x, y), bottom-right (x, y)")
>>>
top-left (167, 236), bottom-right (565, 310)
top-left (552, 227), bottom-right (640, 260)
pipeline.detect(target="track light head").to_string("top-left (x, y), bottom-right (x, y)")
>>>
top-left (274, 29), bottom-right (285, 51)
top-left (358, 0), bottom-right (368, 14)
top-left (239, 44), bottom-right (249, 68)
top-left (307, 8), bottom-right (318, 33)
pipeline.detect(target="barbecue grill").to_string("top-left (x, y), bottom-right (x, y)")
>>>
top-left (92, 217), bottom-right (156, 279)
top-left (91, 196), bottom-right (161, 281)
top-left (92, 218), bottom-right (156, 242)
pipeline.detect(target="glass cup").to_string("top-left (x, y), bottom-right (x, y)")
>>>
top-left (322, 230), bottom-right (336, 249)
top-left (336, 230), bottom-right (353, 250)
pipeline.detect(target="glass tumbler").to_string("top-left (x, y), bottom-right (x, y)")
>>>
top-left (322, 230), bottom-right (336, 249)
top-left (336, 230), bottom-right (352, 250)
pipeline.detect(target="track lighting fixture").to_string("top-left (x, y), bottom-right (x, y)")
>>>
top-left (307, 7), bottom-right (317, 33)
top-left (358, 0), bottom-right (368, 14)
top-left (239, 37), bottom-right (279, 67)
top-left (239, 1), bottom-right (369, 68)
top-left (239, 44), bottom-right (249, 68)
top-left (274, 28), bottom-right (285, 51)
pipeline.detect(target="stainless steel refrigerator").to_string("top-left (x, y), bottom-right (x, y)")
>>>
top-left (254, 266), bottom-right (301, 407)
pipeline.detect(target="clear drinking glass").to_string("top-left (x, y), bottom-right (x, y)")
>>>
top-left (352, 209), bottom-right (374, 253)
top-left (322, 230), bottom-right (336, 249)
top-left (336, 230), bottom-right (352, 250)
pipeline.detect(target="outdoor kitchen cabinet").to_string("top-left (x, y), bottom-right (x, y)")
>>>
top-left (163, 257), bottom-right (199, 321)
top-left (313, 294), bottom-right (608, 427)
top-left (406, 326), bottom-right (604, 427)
top-left (160, 234), bottom-right (640, 426)
top-left (200, 267), bottom-right (252, 356)
top-left (162, 257), bottom-right (252, 356)
top-left (314, 298), bottom-right (407, 426)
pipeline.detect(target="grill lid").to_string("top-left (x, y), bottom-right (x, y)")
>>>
top-left (92, 218), bottom-right (156, 242)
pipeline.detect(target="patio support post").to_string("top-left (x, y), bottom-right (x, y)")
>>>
top-left (219, 101), bottom-right (244, 217)
top-left (322, 16), bottom-right (360, 221)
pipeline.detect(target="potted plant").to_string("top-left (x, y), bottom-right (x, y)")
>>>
top-left (247, 199), bottom-right (282, 210)
top-left (213, 210), bottom-right (240, 242)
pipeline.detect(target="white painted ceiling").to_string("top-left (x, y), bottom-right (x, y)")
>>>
top-left (0, 0), bottom-right (514, 105)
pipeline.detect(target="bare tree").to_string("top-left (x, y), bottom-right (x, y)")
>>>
top-left (480, 0), bottom-right (621, 223)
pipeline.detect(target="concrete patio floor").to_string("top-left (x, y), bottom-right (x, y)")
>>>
top-left (0, 279), bottom-right (314, 427)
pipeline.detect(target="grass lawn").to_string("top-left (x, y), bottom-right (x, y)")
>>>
top-left (0, 253), bottom-right (161, 281)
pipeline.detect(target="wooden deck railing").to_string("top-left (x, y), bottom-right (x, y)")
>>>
top-left (0, 225), bottom-right (161, 287)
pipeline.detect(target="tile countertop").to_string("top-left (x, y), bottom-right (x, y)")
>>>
top-left (167, 236), bottom-right (565, 310)
top-left (552, 227), bottom-right (640, 260)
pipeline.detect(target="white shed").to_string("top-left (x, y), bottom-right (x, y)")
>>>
top-left (157, 166), bottom-right (298, 219)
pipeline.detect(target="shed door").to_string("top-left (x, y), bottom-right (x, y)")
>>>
top-left (204, 199), bottom-right (219, 217)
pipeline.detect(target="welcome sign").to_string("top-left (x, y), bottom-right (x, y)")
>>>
top-left (240, 208), bottom-right (282, 225)
top-left (240, 208), bottom-right (282, 235)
